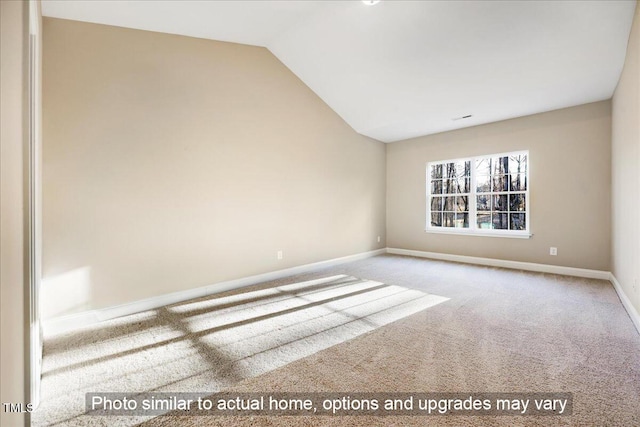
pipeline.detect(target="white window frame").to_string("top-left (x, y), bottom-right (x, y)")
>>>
top-left (426, 150), bottom-right (531, 239)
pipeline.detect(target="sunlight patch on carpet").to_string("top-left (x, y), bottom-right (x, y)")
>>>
top-left (33, 275), bottom-right (448, 426)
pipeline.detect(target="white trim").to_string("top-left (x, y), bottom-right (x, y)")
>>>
top-left (609, 273), bottom-right (640, 336)
top-left (425, 228), bottom-right (532, 239)
top-left (29, 0), bottom-right (39, 35)
top-left (28, 0), bottom-right (43, 409)
top-left (386, 248), bottom-right (610, 280)
top-left (42, 248), bottom-right (386, 336)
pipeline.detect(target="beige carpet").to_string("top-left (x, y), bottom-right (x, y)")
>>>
top-left (33, 255), bottom-right (640, 426)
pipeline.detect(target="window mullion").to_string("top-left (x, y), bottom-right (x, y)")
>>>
top-left (470, 159), bottom-right (477, 231)
top-left (425, 167), bottom-right (430, 229)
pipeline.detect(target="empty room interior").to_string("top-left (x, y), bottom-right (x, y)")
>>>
top-left (2, 0), bottom-right (640, 426)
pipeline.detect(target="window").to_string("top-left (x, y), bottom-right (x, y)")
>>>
top-left (427, 151), bottom-right (529, 237)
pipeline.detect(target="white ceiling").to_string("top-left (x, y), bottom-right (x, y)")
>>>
top-left (42, 0), bottom-right (637, 143)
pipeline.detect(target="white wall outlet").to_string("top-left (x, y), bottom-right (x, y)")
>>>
top-left (549, 247), bottom-right (558, 256)
top-left (277, 250), bottom-right (283, 260)
top-left (377, 236), bottom-right (381, 243)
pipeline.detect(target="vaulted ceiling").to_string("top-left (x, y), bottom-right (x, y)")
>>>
top-left (42, 0), bottom-right (636, 142)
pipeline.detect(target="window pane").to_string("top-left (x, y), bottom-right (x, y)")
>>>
top-left (456, 161), bottom-right (470, 177)
top-left (457, 177), bottom-right (470, 193)
top-left (430, 197), bottom-right (443, 211)
top-left (445, 162), bottom-right (457, 179)
top-left (493, 175), bottom-right (508, 192)
top-left (510, 213), bottom-right (526, 230)
top-left (431, 212), bottom-right (442, 227)
top-left (456, 196), bottom-right (469, 212)
top-left (509, 194), bottom-right (526, 211)
top-left (443, 212), bottom-right (455, 227)
top-left (476, 158), bottom-right (491, 176)
top-left (455, 213), bottom-right (469, 228)
top-left (477, 213), bottom-right (492, 229)
top-left (476, 175), bottom-right (491, 193)
top-left (509, 154), bottom-right (527, 174)
top-left (492, 157), bottom-right (509, 174)
top-left (431, 180), bottom-right (443, 194)
top-left (493, 195), bottom-right (508, 211)
top-left (444, 196), bottom-right (455, 211)
top-left (509, 173), bottom-right (527, 191)
top-left (492, 213), bottom-right (509, 230)
top-left (444, 179), bottom-right (458, 194)
top-left (430, 164), bottom-right (443, 179)
top-left (477, 195), bottom-right (491, 211)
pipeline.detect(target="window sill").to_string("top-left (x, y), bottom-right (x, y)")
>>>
top-left (425, 228), bottom-right (532, 239)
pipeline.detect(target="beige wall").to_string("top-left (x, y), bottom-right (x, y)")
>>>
top-left (1, 1), bottom-right (29, 425)
top-left (387, 101), bottom-right (612, 271)
top-left (42, 18), bottom-right (386, 318)
top-left (612, 2), bottom-right (640, 314)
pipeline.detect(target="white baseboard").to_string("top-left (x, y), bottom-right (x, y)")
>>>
top-left (386, 248), bottom-right (611, 280)
top-left (44, 247), bottom-right (639, 338)
top-left (609, 273), bottom-right (640, 336)
top-left (42, 248), bottom-right (386, 337)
